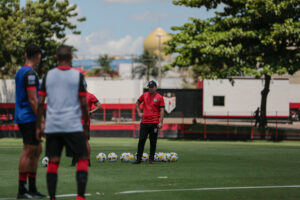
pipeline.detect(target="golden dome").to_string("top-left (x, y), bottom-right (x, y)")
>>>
top-left (144, 27), bottom-right (172, 59)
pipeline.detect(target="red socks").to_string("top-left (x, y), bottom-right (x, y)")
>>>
top-left (76, 160), bottom-right (89, 198)
top-left (27, 172), bottom-right (36, 178)
top-left (47, 162), bottom-right (59, 174)
top-left (19, 172), bottom-right (27, 181)
top-left (76, 160), bottom-right (89, 172)
top-left (47, 162), bottom-right (59, 199)
top-left (47, 160), bottom-right (88, 200)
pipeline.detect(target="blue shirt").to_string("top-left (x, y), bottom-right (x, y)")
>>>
top-left (15, 65), bottom-right (39, 124)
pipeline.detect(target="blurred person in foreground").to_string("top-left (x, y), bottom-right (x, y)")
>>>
top-left (71, 90), bottom-right (101, 167)
top-left (36, 45), bottom-right (89, 200)
top-left (15, 44), bottom-right (46, 199)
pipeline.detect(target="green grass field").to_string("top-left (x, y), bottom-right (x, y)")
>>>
top-left (1, 138), bottom-right (300, 200)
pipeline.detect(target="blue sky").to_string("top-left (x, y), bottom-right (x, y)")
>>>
top-left (66, 0), bottom-right (224, 58)
top-left (23, 0), bottom-right (221, 58)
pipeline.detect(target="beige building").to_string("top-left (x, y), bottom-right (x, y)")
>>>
top-left (275, 71), bottom-right (300, 84)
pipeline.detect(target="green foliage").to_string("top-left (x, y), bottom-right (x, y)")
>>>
top-left (134, 50), bottom-right (158, 81)
top-left (0, 0), bottom-right (24, 77)
top-left (85, 68), bottom-right (100, 76)
top-left (95, 54), bottom-right (116, 78)
top-left (97, 54), bottom-right (114, 69)
top-left (167, 0), bottom-right (300, 79)
top-left (0, 0), bottom-right (85, 77)
top-left (167, 0), bottom-right (300, 127)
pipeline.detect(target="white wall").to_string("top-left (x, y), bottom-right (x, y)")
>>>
top-left (203, 79), bottom-right (290, 117)
top-left (0, 79), bottom-right (144, 104)
top-left (288, 84), bottom-right (300, 103)
top-left (118, 63), bottom-right (140, 79)
top-left (86, 78), bottom-right (143, 103)
top-left (0, 77), bottom-right (299, 117)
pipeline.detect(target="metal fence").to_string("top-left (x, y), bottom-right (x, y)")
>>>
top-left (0, 103), bottom-right (299, 140)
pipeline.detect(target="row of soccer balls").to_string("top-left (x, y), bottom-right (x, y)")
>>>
top-left (97, 152), bottom-right (179, 162)
top-left (41, 152), bottom-right (179, 167)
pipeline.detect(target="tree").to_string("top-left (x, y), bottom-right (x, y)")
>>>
top-left (0, 0), bottom-right (85, 77)
top-left (0, 0), bottom-right (24, 77)
top-left (166, 0), bottom-right (300, 128)
top-left (96, 54), bottom-right (116, 78)
top-left (22, 0), bottom-right (86, 76)
top-left (134, 50), bottom-right (158, 81)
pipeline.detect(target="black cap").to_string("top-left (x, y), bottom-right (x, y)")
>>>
top-left (147, 80), bottom-right (157, 88)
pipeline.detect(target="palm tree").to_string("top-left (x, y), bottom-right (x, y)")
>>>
top-left (134, 50), bottom-right (158, 81)
top-left (96, 54), bottom-right (115, 78)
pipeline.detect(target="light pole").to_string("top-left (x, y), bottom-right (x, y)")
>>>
top-left (131, 54), bottom-right (134, 80)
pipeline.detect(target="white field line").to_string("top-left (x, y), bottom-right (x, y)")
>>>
top-left (54, 193), bottom-right (92, 198)
top-left (115, 185), bottom-right (300, 195)
top-left (0, 193), bottom-right (92, 200)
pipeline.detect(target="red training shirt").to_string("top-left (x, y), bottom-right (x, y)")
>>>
top-left (138, 92), bottom-right (165, 123)
top-left (81, 92), bottom-right (99, 126)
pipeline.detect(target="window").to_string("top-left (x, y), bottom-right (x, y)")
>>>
top-left (213, 96), bottom-right (225, 106)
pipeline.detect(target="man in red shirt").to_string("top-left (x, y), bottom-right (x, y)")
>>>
top-left (133, 80), bottom-right (165, 164)
top-left (71, 91), bottom-right (101, 166)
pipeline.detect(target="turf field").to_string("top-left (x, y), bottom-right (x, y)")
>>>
top-left (1, 138), bottom-right (300, 200)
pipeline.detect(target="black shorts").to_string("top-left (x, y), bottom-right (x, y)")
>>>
top-left (46, 132), bottom-right (88, 158)
top-left (140, 123), bottom-right (159, 132)
top-left (18, 122), bottom-right (40, 146)
top-left (140, 123), bottom-right (159, 137)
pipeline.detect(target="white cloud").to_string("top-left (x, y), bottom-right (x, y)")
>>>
top-left (103, 0), bottom-right (171, 3)
top-left (65, 29), bottom-right (144, 58)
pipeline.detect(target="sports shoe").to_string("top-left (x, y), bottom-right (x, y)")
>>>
top-left (17, 192), bottom-right (32, 199)
top-left (29, 191), bottom-right (46, 199)
top-left (76, 195), bottom-right (85, 200)
top-left (132, 160), bottom-right (141, 164)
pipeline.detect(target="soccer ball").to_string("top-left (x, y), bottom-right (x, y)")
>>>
top-left (125, 153), bottom-right (134, 162)
top-left (120, 152), bottom-right (129, 162)
top-left (154, 153), bottom-right (159, 162)
top-left (142, 153), bottom-right (149, 162)
top-left (170, 155), bottom-right (178, 162)
top-left (157, 152), bottom-right (165, 162)
top-left (120, 152), bottom-right (126, 162)
top-left (108, 152), bottom-right (118, 162)
top-left (121, 152), bottom-right (134, 162)
top-left (170, 152), bottom-right (178, 157)
top-left (165, 153), bottom-right (171, 161)
top-left (161, 153), bottom-right (170, 162)
top-left (96, 153), bottom-right (106, 162)
top-left (42, 156), bottom-right (49, 167)
top-left (128, 153), bottom-right (134, 162)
